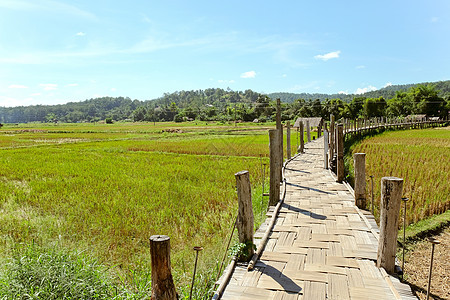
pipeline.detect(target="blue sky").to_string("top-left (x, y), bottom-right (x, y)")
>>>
top-left (1, 0), bottom-right (449, 107)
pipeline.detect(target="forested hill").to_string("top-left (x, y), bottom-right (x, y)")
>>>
top-left (1, 80), bottom-right (449, 124)
top-left (268, 80), bottom-right (450, 103)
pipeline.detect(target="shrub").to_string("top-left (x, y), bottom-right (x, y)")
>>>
top-left (105, 118), bottom-right (113, 124)
top-left (0, 244), bottom-right (115, 299)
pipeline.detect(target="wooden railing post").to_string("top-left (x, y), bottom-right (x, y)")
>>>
top-left (286, 121), bottom-right (291, 160)
top-left (354, 153), bottom-right (366, 208)
top-left (377, 177), bottom-right (403, 274)
top-left (269, 130), bottom-right (281, 206)
top-left (276, 99), bottom-right (283, 177)
top-left (336, 124), bottom-right (344, 182)
top-left (324, 129), bottom-right (329, 169)
top-left (329, 114), bottom-right (335, 167)
top-left (150, 235), bottom-right (177, 300)
top-left (306, 120), bottom-right (311, 142)
top-left (235, 170), bottom-right (254, 261)
top-left (299, 121), bottom-right (304, 153)
top-left (318, 121), bottom-right (322, 138)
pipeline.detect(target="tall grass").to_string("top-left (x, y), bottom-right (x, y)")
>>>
top-left (348, 127), bottom-right (450, 224)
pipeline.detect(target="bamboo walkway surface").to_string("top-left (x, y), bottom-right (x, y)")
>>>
top-left (218, 137), bottom-right (416, 300)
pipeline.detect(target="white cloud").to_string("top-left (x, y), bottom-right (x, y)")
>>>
top-left (8, 84), bottom-right (28, 89)
top-left (282, 74), bottom-right (287, 78)
top-left (431, 17), bottom-right (439, 23)
top-left (240, 71), bottom-right (256, 78)
top-left (40, 83), bottom-right (58, 91)
top-left (31, 93), bottom-right (41, 96)
top-left (66, 83), bottom-right (79, 87)
top-left (384, 82), bottom-right (392, 88)
top-left (338, 91), bottom-right (349, 95)
top-left (355, 85), bottom-right (377, 94)
top-left (111, 88), bottom-right (117, 92)
top-left (356, 65), bottom-right (365, 69)
top-left (75, 32), bottom-right (86, 36)
top-left (314, 51), bottom-right (341, 61)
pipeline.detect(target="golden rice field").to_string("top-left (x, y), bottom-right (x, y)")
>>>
top-left (350, 127), bottom-right (450, 224)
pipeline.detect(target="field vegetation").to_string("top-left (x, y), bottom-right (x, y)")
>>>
top-left (348, 127), bottom-right (449, 224)
top-left (0, 121), bottom-right (306, 299)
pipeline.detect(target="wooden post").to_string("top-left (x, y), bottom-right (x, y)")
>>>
top-left (306, 120), bottom-right (311, 142)
top-left (336, 124), bottom-right (344, 182)
top-left (299, 121), bottom-right (304, 153)
top-left (235, 170), bottom-right (254, 261)
top-left (354, 153), bottom-right (366, 208)
top-left (276, 99), bottom-right (283, 176)
top-left (318, 121), bottom-right (322, 138)
top-left (377, 177), bottom-right (404, 274)
top-left (329, 115), bottom-right (335, 162)
top-left (324, 129), bottom-right (329, 169)
top-left (269, 130), bottom-right (281, 206)
top-left (150, 235), bottom-right (177, 300)
top-left (286, 121), bottom-right (291, 160)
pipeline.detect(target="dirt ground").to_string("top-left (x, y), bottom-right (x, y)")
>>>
top-left (402, 227), bottom-right (450, 300)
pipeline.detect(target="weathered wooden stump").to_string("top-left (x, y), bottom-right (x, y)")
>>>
top-left (235, 170), bottom-right (254, 261)
top-left (150, 235), bottom-right (177, 300)
top-left (269, 129), bottom-right (281, 207)
top-left (336, 124), bottom-right (344, 183)
top-left (286, 121), bottom-right (291, 160)
top-left (354, 153), bottom-right (366, 208)
top-left (299, 121), bottom-right (304, 153)
top-left (377, 177), bottom-right (403, 274)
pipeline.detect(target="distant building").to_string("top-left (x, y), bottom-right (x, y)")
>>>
top-left (293, 117), bottom-right (323, 129)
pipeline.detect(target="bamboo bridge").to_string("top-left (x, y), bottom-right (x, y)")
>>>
top-left (214, 136), bottom-right (416, 299)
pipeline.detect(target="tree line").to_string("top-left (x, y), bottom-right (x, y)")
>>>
top-left (0, 83), bottom-right (449, 124)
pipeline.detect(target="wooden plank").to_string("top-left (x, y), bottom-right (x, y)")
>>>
top-left (282, 269), bottom-right (328, 283)
top-left (260, 251), bottom-right (292, 263)
top-left (293, 240), bottom-right (330, 249)
top-left (346, 268), bottom-right (365, 287)
top-left (328, 273), bottom-right (350, 300)
top-left (326, 256), bottom-right (359, 268)
top-left (256, 274), bottom-right (304, 293)
top-left (343, 249), bottom-right (377, 260)
top-left (283, 254), bottom-right (305, 271)
top-left (221, 285), bottom-right (276, 300)
top-left (275, 246), bottom-right (308, 255)
top-left (305, 248), bottom-right (325, 265)
top-left (304, 264), bottom-right (347, 275)
top-left (310, 234), bottom-right (340, 242)
top-left (303, 281), bottom-right (326, 300)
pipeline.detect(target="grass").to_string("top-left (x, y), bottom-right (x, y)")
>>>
top-left (0, 243), bottom-right (117, 299)
top-left (347, 127), bottom-right (450, 225)
top-left (0, 121), bottom-right (305, 299)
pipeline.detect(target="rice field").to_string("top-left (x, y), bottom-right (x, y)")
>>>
top-left (0, 121), bottom-right (306, 298)
top-left (349, 127), bottom-right (450, 224)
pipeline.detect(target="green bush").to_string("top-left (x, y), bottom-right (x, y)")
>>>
top-left (105, 118), bottom-right (113, 124)
top-left (0, 244), bottom-right (115, 299)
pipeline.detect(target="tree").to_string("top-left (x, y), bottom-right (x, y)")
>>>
top-left (363, 97), bottom-right (387, 118)
top-left (410, 84), bottom-right (445, 116)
